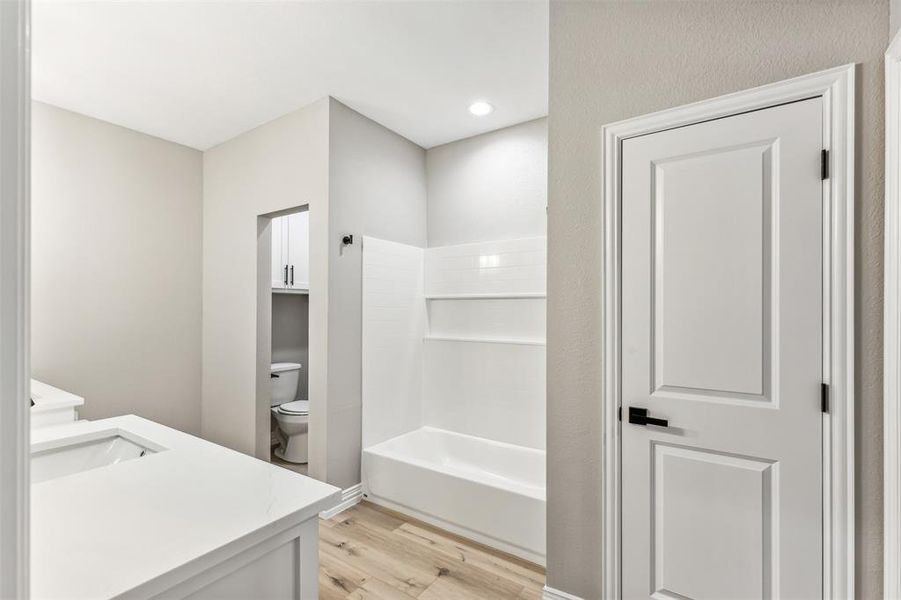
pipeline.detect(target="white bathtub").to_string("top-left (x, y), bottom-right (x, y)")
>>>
top-left (362, 426), bottom-right (546, 565)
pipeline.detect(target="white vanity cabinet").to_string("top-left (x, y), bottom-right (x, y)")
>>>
top-left (31, 379), bottom-right (84, 429)
top-left (272, 211), bottom-right (309, 291)
top-left (31, 415), bottom-right (340, 600)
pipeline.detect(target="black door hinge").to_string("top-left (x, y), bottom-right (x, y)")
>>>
top-left (821, 383), bottom-right (830, 413)
top-left (821, 149), bottom-right (829, 180)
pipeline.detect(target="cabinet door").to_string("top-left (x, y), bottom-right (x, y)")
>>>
top-left (287, 210), bottom-right (310, 289)
top-left (271, 216), bottom-right (288, 289)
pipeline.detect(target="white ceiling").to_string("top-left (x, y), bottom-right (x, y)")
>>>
top-left (33, 1), bottom-right (549, 150)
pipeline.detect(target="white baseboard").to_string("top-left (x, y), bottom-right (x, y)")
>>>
top-left (319, 483), bottom-right (362, 520)
top-left (542, 585), bottom-right (583, 600)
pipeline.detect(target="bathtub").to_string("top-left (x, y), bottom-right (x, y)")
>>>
top-left (362, 426), bottom-right (546, 565)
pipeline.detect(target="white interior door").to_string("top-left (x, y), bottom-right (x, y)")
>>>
top-left (271, 215), bottom-right (288, 289)
top-left (621, 98), bottom-right (824, 599)
top-left (287, 210), bottom-right (310, 289)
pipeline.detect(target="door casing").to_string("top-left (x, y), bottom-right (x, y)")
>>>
top-left (0, 0), bottom-right (30, 597)
top-left (886, 29), bottom-right (901, 600)
top-left (600, 64), bottom-right (856, 600)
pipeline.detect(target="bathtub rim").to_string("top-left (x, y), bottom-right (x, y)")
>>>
top-left (363, 425), bottom-right (546, 500)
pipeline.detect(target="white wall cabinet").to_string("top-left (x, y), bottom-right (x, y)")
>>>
top-left (271, 215), bottom-right (288, 289)
top-left (272, 211), bottom-right (309, 291)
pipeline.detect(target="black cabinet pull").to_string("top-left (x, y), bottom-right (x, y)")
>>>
top-left (283, 265), bottom-right (288, 286)
top-left (628, 407), bottom-right (669, 428)
top-left (290, 265), bottom-right (294, 286)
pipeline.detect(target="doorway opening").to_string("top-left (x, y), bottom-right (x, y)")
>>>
top-left (256, 205), bottom-right (316, 478)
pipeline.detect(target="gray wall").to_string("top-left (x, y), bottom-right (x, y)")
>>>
top-left (202, 98), bottom-right (330, 459)
top-left (326, 98), bottom-right (427, 489)
top-left (547, 1), bottom-right (888, 598)
top-left (202, 97), bottom-right (426, 490)
top-left (893, 0), bottom-right (900, 36)
top-left (272, 293), bottom-right (309, 400)
top-left (426, 118), bottom-right (547, 247)
top-left (31, 102), bottom-right (203, 434)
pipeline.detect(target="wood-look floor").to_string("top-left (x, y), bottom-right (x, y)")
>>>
top-left (319, 502), bottom-right (545, 600)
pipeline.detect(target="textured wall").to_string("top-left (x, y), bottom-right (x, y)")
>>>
top-left (893, 0), bottom-right (901, 36)
top-left (32, 102), bottom-right (203, 434)
top-left (547, 1), bottom-right (888, 597)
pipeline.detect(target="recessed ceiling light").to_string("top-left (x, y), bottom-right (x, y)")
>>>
top-left (468, 101), bottom-right (494, 116)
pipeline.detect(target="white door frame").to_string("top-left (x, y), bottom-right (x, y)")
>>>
top-left (885, 31), bottom-right (901, 600)
top-left (0, 0), bottom-right (30, 597)
top-left (601, 64), bottom-right (856, 599)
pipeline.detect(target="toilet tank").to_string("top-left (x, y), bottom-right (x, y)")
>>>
top-left (270, 363), bottom-right (301, 406)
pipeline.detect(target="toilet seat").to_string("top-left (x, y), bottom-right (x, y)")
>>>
top-left (277, 400), bottom-right (309, 416)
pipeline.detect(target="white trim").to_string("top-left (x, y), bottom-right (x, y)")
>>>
top-left (271, 287), bottom-right (309, 296)
top-left (423, 335), bottom-right (546, 347)
top-left (541, 585), bottom-right (583, 600)
top-left (601, 64), bottom-right (855, 599)
top-left (0, 0), bottom-right (29, 597)
top-left (424, 292), bottom-right (546, 300)
top-left (319, 483), bottom-right (362, 519)
top-left (887, 30), bottom-right (901, 600)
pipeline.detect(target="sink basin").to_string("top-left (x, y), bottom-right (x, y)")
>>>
top-left (32, 433), bottom-right (157, 483)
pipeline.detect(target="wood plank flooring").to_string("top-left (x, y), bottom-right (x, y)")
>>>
top-left (319, 502), bottom-right (545, 600)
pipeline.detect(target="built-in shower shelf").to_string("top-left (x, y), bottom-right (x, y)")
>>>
top-left (423, 292), bottom-right (546, 300)
top-left (424, 335), bottom-right (546, 347)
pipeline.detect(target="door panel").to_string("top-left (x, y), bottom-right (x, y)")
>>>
top-left (287, 210), bottom-right (310, 289)
top-left (621, 98), bottom-right (823, 600)
top-left (653, 143), bottom-right (771, 399)
top-left (653, 444), bottom-right (775, 600)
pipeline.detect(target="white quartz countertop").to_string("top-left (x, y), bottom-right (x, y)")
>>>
top-left (30, 415), bottom-right (340, 600)
top-left (30, 378), bottom-right (84, 413)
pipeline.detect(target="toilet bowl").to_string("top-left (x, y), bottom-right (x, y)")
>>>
top-left (271, 400), bottom-right (309, 463)
top-left (270, 363), bottom-right (309, 464)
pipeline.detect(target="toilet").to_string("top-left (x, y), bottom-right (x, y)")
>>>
top-left (270, 362), bottom-right (309, 464)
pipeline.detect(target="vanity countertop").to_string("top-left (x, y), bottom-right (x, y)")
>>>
top-left (30, 378), bottom-right (84, 413)
top-left (30, 415), bottom-right (340, 600)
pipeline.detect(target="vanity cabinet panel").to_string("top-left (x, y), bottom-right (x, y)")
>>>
top-left (170, 519), bottom-right (319, 600)
top-left (271, 211), bottom-right (309, 291)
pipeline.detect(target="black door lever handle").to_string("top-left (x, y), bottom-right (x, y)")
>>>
top-left (628, 406), bottom-right (669, 428)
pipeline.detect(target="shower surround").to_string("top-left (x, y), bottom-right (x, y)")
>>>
top-left (360, 236), bottom-right (546, 564)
